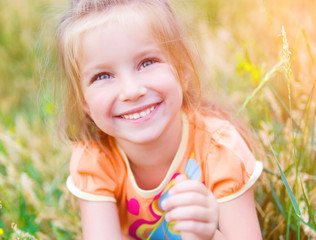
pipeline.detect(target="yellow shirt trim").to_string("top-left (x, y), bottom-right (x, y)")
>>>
top-left (217, 161), bottom-right (263, 203)
top-left (66, 176), bottom-right (116, 202)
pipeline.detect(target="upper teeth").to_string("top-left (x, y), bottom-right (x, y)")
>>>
top-left (122, 105), bottom-right (155, 120)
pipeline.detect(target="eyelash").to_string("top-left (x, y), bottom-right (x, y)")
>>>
top-left (91, 72), bottom-right (113, 83)
top-left (139, 58), bottom-right (159, 70)
top-left (96, 73), bottom-right (112, 80)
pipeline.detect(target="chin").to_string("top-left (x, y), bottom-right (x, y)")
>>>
top-left (126, 135), bottom-right (160, 145)
top-left (122, 128), bottom-right (164, 145)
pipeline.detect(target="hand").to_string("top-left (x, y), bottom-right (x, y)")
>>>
top-left (161, 174), bottom-right (219, 240)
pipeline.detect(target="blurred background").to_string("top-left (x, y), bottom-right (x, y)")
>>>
top-left (0, 0), bottom-right (315, 239)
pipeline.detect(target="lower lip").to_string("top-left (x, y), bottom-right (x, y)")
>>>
top-left (119, 103), bottom-right (161, 124)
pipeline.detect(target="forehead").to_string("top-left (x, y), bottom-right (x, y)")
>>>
top-left (78, 17), bottom-right (159, 66)
top-left (80, 22), bottom-right (154, 51)
top-left (85, 8), bottom-right (154, 39)
top-left (76, 4), bottom-right (158, 43)
top-left (71, 4), bottom-right (166, 60)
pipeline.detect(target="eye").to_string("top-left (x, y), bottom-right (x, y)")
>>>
top-left (90, 72), bottom-right (113, 83)
top-left (96, 73), bottom-right (112, 80)
top-left (139, 58), bottom-right (158, 70)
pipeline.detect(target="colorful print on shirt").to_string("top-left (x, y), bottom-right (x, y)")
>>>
top-left (128, 156), bottom-right (201, 240)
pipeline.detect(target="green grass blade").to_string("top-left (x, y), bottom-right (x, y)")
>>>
top-left (234, 60), bottom-right (285, 118)
top-left (268, 85), bottom-right (301, 131)
top-left (146, 212), bottom-right (167, 240)
top-left (269, 144), bottom-right (300, 216)
top-left (286, 205), bottom-right (292, 240)
top-left (300, 178), bottom-right (316, 228)
top-left (292, 214), bottom-right (316, 231)
top-left (269, 180), bottom-right (285, 216)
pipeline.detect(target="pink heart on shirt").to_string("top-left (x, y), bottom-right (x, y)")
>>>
top-left (127, 198), bottom-right (140, 216)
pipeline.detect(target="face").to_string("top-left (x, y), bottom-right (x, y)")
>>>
top-left (78, 14), bottom-right (183, 145)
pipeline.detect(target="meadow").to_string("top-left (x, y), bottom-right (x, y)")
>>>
top-left (0, 0), bottom-right (315, 239)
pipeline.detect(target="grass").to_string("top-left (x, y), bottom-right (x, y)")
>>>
top-left (0, 0), bottom-right (315, 239)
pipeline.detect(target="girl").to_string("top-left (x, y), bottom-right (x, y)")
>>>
top-left (57, 0), bottom-right (263, 239)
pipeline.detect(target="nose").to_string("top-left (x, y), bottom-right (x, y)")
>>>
top-left (118, 74), bottom-right (147, 102)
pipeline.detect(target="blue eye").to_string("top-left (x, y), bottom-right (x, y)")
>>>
top-left (90, 72), bottom-right (113, 84)
top-left (96, 73), bottom-right (112, 80)
top-left (140, 59), bottom-right (157, 69)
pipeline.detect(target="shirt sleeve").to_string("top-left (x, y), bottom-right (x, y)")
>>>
top-left (204, 121), bottom-right (263, 203)
top-left (66, 142), bottom-right (117, 202)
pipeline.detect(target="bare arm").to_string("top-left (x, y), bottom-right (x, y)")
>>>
top-left (218, 187), bottom-right (262, 240)
top-left (162, 175), bottom-right (261, 240)
top-left (79, 199), bottom-right (122, 240)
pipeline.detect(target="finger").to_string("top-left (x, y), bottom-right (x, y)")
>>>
top-left (172, 221), bottom-right (217, 238)
top-left (180, 232), bottom-right (201, 240)
top-left (165, 205), bottom-right (214, 222)
top-left (162, 192), bottom-right (209, 211)
top-left (174, 174), bottom-right (187, 183)
top-left (170, 179), bottom-right (210, 196)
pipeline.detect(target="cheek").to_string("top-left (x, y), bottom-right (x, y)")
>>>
top-left (159, 80), bottom-right (183, 107)
top-left (84, 92), bottom-right (109, 117)
top-left (152, 69), bottom-right (182, 91)
top-left (174, 84), bottom-right (184, 106)
top-left (164, 73), bottom-right (184, 100)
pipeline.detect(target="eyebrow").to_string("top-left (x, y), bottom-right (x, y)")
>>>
top-left (81, 67), bottom-right (109, 86)
top-left (80, 60), bottom-right (113, 83)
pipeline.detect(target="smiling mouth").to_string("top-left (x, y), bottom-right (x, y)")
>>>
top-left (121, 105), bottom-right (157, 120)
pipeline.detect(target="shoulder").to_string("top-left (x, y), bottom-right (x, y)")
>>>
top-left (70, 142), bottom-right (111, 177)
top-left (188, 111), bottom-right (244, 150)
top-left (70, 140), bottom-right (126, 174)
top-left (189, 110), bottom-right (252, 158)
top-left (188, 111), bottom-right (263, 201)
top-left (67, 140), bottom-right (126, 201)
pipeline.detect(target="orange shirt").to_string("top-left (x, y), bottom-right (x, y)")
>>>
top-left (67, 111), bottom-right (262, 239)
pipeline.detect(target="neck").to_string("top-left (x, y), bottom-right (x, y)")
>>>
top-left (116, 112), bottom-right (183, 172)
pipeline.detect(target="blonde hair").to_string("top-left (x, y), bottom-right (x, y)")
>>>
top-left (57, 0), bottom-right (201, 144)
top-left (56, 0), bottom-right (262, 159)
